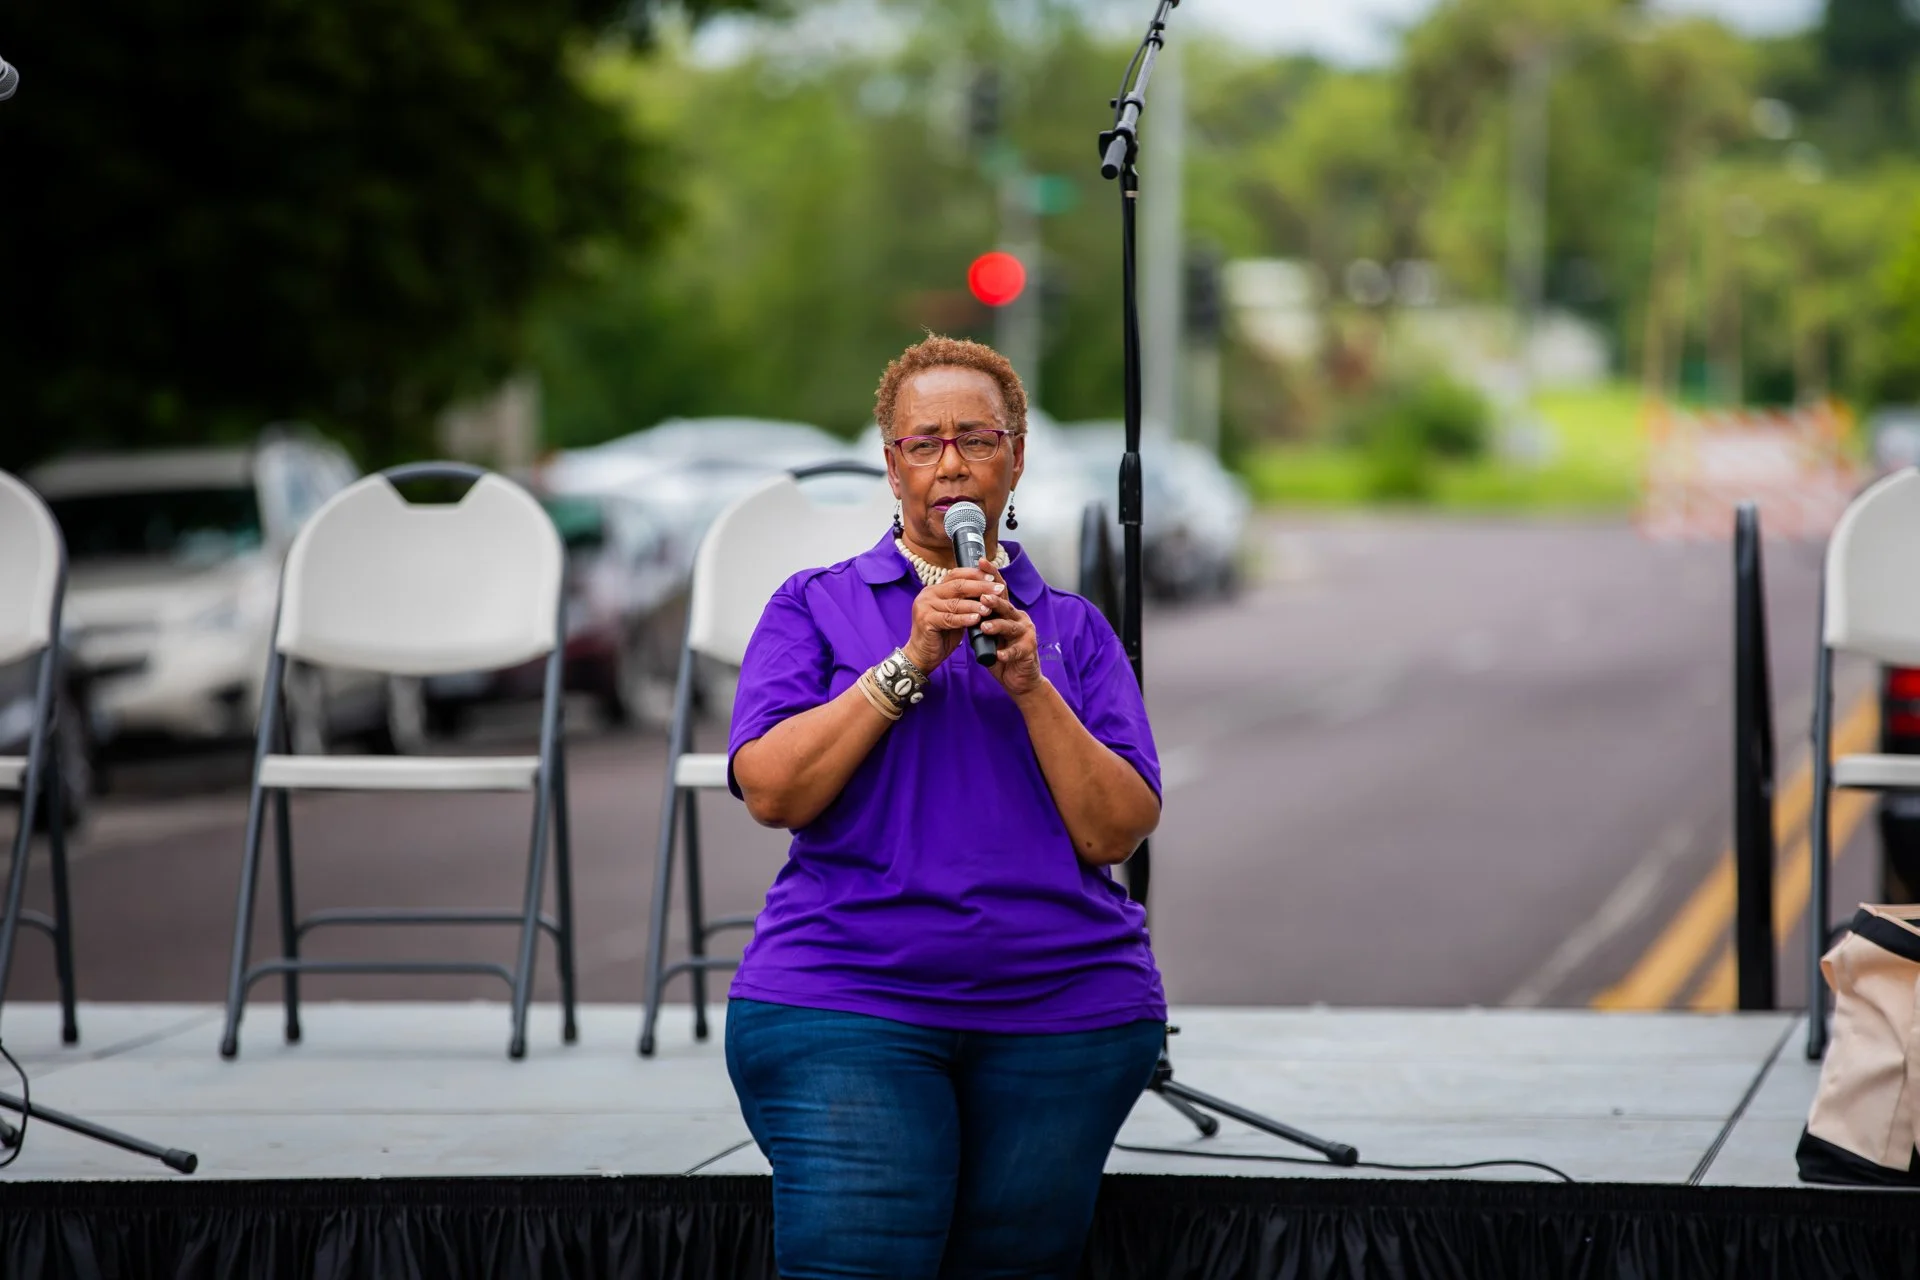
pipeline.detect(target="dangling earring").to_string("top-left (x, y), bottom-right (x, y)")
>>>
top-left (892, 499), bottom-right (904, 538)
top-left (1005, 492), bottom-right (1019, 531)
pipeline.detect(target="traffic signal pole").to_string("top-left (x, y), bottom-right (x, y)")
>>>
top-left (996, 168), bottom-right (1043, 410)
top-left (969, 65), bottom-right (1043, 404)
top-left (1140, 36), bottom-right (1183, 442)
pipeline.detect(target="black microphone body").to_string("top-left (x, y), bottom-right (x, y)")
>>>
top-left (944, 503), bottom-right (1002, 667)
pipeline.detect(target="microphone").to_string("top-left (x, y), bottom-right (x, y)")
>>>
top-left (943, 501), bottom-right (1001, 667)
top-left (0, 57), bottom-right (16, 102)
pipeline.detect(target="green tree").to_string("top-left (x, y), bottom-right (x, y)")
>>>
top-left (1822, 0), bottom-right (1920, 80)
top-left (532, 4), bottom-right (1138, 442)
top-left (0, 0), bottom-right (756, 470)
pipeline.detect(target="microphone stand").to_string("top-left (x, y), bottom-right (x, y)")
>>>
top-left (1100, 0), bottom-right (1357, 1167)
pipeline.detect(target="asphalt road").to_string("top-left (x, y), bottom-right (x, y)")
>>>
top-left (1, 515), bottom-right (1876, 1027)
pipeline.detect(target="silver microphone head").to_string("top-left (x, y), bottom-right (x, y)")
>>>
top-left (0, 60), bottom-right (17, 102)
top-left (942, 501), bottom-right (988, 540)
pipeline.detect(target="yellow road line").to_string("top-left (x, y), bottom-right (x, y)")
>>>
top-left (1685, 786), bottom-right (1876, 1010)
top-left (1591, 692), bottom-right (1878, 1011)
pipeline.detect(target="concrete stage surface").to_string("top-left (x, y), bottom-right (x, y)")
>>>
top-left (0, 1001), bottom-right (1817, 1186)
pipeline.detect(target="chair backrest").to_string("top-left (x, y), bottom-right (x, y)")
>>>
top-left (689, 471), bottom-right (894, 666)
top-left (276, 471), bottom-right (564, 676)
top-left (1825, 466), bottom-right (1920, 665)
top-left (0, 470), bottom-right (62, 666)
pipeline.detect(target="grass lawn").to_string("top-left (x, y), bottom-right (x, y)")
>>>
top-left (1246, 383), bottom-right (1648, 513)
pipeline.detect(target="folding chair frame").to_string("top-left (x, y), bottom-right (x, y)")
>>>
top-left (0, 550), bottom-right (79, 1045)
top-left (638, 460), bottom-right (885, 1057)
top-left (1806, 567), bottom-right (1920, 1060)
top-left (218, 462), bottom-right (576, 1061)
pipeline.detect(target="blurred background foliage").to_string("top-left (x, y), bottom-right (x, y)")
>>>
top-left (10, 0), bottom-right (1920, 509)
top-left (0, 0), bottom-right (762, 470)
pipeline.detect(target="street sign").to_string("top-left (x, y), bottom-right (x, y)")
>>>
top-left (1028, 174), bottom-right (1078, 216)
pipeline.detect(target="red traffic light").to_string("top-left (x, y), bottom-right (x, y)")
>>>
top-left (968, 251), bottom-right (1027, 307)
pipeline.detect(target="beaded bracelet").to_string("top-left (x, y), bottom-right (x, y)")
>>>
top-left (856, 668), bottom-right (903, 722)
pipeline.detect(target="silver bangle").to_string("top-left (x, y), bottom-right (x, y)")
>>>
top-left (875, 647), bottom-right (929, 709)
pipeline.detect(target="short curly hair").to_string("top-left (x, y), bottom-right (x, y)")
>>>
top-left (874, 335), bottom-right (1029, 442)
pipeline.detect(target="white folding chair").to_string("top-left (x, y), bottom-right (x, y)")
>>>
top-left (638, 462), bottom-right (891, 1055)
top-left (0, 470), bottom-right (79, 1044)
top-left (1808, 467), bottom-right (1920, 1058)
top-left (219, 462), bottom-right (575, 1060)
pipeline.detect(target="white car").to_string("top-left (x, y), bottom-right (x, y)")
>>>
top-left (854, 409), bottom-right (1099, 590)
top-left (29, 429), bottom-right (417, 754)
top-left (1062, 422), bottom-right (1252, 600)
top-left (540, 417), bottom-right (862, 552)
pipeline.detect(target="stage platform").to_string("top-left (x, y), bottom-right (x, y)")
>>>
top-left (0, 1002), bottom-right (1913, 1277)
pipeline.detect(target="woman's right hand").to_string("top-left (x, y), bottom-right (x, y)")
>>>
top-left (902, 565), bottom-right (1005, 674)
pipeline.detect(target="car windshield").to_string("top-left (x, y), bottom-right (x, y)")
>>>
top-left (49, 487), bottom-right (264, 564)
top-left (604, 420), bottom-right (846, 467)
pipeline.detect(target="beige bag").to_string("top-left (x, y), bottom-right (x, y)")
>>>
top-left (1798, 905), bottom-right (1920, 1185)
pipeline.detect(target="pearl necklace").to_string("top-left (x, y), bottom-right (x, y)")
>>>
top-left (896, 538), bottom-right (1008, 588)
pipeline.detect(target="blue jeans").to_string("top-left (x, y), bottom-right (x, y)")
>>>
top-left (725, 999), bottom-right (1164, 1280)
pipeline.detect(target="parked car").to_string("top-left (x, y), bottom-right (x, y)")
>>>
top-left (423, 491), bottom-right (691, 733)
top-left (0, 642), bottom-right (97, 830)
top-left (27, 428), bottom-right (421, 756)
top-left (1861, 448), bottom-right (1919, 898)
top-left (539, 417), bottom-right (861, 556)
top-left (1060, 422), bottom-right (1252, 600)
top-left (853, 409), bottom-right (1098, 589)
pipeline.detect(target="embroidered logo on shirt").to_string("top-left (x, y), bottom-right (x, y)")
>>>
top-left (1039, 638), bottom-right (1064, 664)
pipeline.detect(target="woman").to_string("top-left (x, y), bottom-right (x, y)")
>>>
top-left (725, 335), bottom-right (1167, 1280)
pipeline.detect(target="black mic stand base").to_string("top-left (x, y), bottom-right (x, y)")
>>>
top-left (0, 1090), bottom-right (198, 1174)
top-left (1144, 1028), bottom-right (1359, 1165)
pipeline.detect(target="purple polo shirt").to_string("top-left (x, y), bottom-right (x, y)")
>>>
top-left (725, 531), bottom-right (1167, 1033)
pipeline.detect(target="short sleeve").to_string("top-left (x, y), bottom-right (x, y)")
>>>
top-left (726, 575), bottom-right (834, 799)
top-left (1071, 605), bottom-right (1161, 801)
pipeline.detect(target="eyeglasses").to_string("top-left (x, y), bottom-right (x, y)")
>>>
top-left (890, 429), bottom-right (1014, 468)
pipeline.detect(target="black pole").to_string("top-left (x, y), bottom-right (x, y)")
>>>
top-left (1099, 0), bottom-right (1355, 1167)
top-left (1807, 609), bottom-right (1835, 1060)
top-left (1102, 2), bottom-right (1165, 914)
top-left (1732, 503), bottom-right (1776, 1011)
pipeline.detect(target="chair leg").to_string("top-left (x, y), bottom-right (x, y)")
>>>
top-left (221, 778), bottom-right (274, 1059)
top-left (45, 748), bottom-right (78, 1045)
top-left (273, 788), bottom-right (301, 1045)
top-left (638, 788), bottom-right (680, 1057)
top-left (0, 807), bottom-right (31, 1028)
top-left (551, 742), bottom-right (578, 1046)
top-left (684, 790), bottom-right (710, 1042)
top-left (508, 765), bottom-right (556, 1061)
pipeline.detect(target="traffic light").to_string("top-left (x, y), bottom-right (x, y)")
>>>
top-left (968, 252), bottom-right (1026, 307)
top-left (1185, 246), bottom-right (1224, 343)
top-left (968, 68), bottom-right (1001, 150)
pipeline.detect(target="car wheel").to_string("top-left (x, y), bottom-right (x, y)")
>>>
top-left (425, 697), bottom-right (470, 741)
top-left (284, 663), bottom-right (330, 756)
top-left (55, 687), bottom-right (95, 830)
top-left (602, 630), bottom-right (671, 729)
top-left (1214, 557), bottom-right (1243, 600)
top-left (29, 685), bottom-right (95, 833)
top-left (373, 676), bottom-right (430, 756)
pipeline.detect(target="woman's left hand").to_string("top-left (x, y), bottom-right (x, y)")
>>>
top-left (977, 560), bottom-right (1044, 699)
